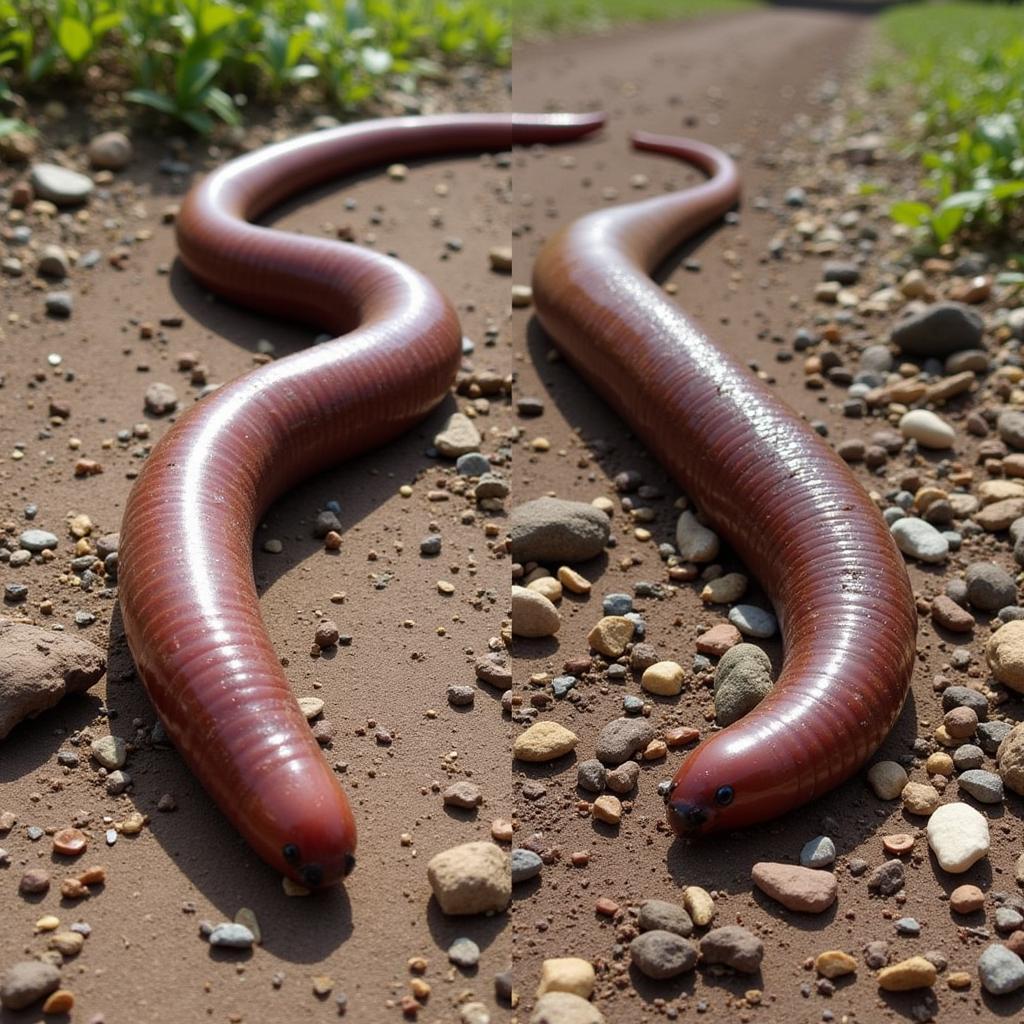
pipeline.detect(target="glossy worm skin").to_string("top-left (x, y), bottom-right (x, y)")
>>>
top-left (118, 112), bottom-right (606, 888)
top-left (532, 132), bottom-right (918, 835)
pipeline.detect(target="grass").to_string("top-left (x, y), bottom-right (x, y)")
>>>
top-left (0, 0), bottom-right (509, 134)
top-left (876, 2), bottom-right (1024, 253)
top-left (515, 0), bottom-right (759, 37)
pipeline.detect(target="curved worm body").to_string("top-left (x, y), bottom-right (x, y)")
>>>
top-left (118, 112), bottom-right (605, 887)
top-left (531, 132), bottom-right (917, 834)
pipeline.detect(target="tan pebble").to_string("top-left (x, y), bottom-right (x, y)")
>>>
top-left (530, 436), bottom-right (550, 451)
top-left (312, 975), bottom-right (334, 996)
top-left (68, 513), bottom-right (92, 538)
top-left (120, 812), bottom-right (146, 834)
top-left (641, 661), bottom-right (684, 696)
top-left (682, 886), bottom-right (715, 926)
top-left (925, 752), bottom-right (953, 776)
top-left (867, 760), bottom-right (907, 800)
top-left (35, 915), bottom-right (60, 932)
top-left (587, 616), bottom-right (635, 657)
top-left (527, 576), bottom-right (563, 603)
top-left (60, 878), bottom-right (88, 900)
top-left (511, 586), bottom-right (560, 638)
top-left (437, 580), bottom-right (455, 595)
top-left (283, 877), bottom-right (310, 896)
top-left (933, 724), bottom-right (956, 747)
top-left (386, 164), bottom-right (407, 180)
top-left (947, 971), bottom-right (972, 989)
top-left (52, 827), bottom-right (87, 856)
top-left (642, 739), bottom-right (667, 760)
top-left (408, 957), bottom-right (428, 974)
top-left (591, 496), bottom-right (614, 515)
top-left (700, 572), bottom-right (747, 604)
top-left (48, 931), bottom-right (85, 957)
top-left (511, 285), bottom-right (533, 308)
top-left (409, 978), bottom-right (431, 1000)
top-left (557, 566), bottom-right (591, 594)
top-left (901, 781), bottom-right (941, 816)
top-left (949, 883), bottom-right (985, 913)
top-left (42, 990), bottom-right (74, 1014)
top-left (877, 956), bottom-right (937, 991)
top-left (513, 721), bottom-right (578, 762)
top-left (536, 957), bottom-right (595, 998)
top-left (882, 833), bottom-right (915, 856)
top-left (986, 620), bottom-right (1024, 692)
top-left (76, 865), bottom-right (105, 885)
top-left (592, 794), bottom-right (622, 825)
top-left (490, 818), bottom-right (514, 842)
top-left (426, 841), bottom-right (510, 916)
top-left (815, 951), bottom-right (857, 978)
top-left (488, 246), bottom-right (512, 273)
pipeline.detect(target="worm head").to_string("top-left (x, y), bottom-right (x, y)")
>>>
top-left (665, 729), bottom-right (777, 837)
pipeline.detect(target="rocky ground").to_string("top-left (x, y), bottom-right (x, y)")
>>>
top-left (4, 5), bottom-right (1024, 1024)
top-left (509, 7), bottom-right (1024, 1024)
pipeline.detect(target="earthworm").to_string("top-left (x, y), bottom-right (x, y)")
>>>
top-left (118, 112), bottom-right (606, 888)
top-left (531, 131), bottom-right (917, 835)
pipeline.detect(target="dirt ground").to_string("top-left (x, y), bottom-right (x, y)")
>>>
top-left (511, 8), bottom-right (1023, 1024)
top-left (0, 79), bottom-right (516, 1023)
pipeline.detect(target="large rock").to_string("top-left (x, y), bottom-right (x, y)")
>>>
top-left (0, 961), bottom-right (61, 1010)
top-left (997, 722), bottom-right (1024, 796)
top-left (891, 301), bottom-right (984, 357)
top-left (987, 621), bottom-right (1024, 693)
top-left (699, 926), bottom-right (763, 973)
top-left (714, 644), bottom-right (774, 726)
top-left (752, 862), bottom-right (837, 913)
top-left (926, 802), bottom-right (990, 872)
top-left (510, 498), bottom-right (610, 564)
top-left (426, 841), bottom-right (510, 915)
top-left (0, 618), bottom-right (106, 740)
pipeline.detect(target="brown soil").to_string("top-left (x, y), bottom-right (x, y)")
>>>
top-left (1, 78), bottom-right (513, 1023)
top-left (511, 8), bottom-right (1021, 1024)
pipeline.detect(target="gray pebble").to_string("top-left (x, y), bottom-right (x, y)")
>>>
top-left (603, 593), bottom-right (633, 616)
top-left (208, 922), bottom-right (256, 948)
top-left (800, 835), bottom-right (836, 868)
top-left (45, 291), bottom-right (73, 317)
top-left (509, 497), bottom-right (610, 564)
top-left (456, 452), bottom-right (490, 476)
top-left (891, 518), bottom-right (948, 563)
top-left (728, 604), bottom-right (778, 638)
top-left (622, 694), bottom-right (644, 715)
top-left (638, 899), bottom-right (693, 937)
top-left (977, 720), bottom-right (1012, 753)
top-left (313, 509), bottom-right (342, 538)
top-left (595, 717), bottom-right (654, 766)
top-left (867, 860), bottom-right (905, 896)
top-left (698, 926), bottom-right (763, 973)
top-left (19, 529), bottom-right (57, 552)
top-left (953, 744), bottom-right (985, 771)
top-left (965, 562), bottom-right (1017, 612)
top-left (630, 930), bottom-right (697, 979)
top-left (30, 163), bottom-right (94, 205)
top-left (0, 960), bottom-right (61, 1010)
top-left (510, 848), bottom-right (542, 884)
top-left (895, 917), bottom-right (921, 936)
top-left (978, 944), bottom-right (1024, 995)
top-left (995, 907), bottom-right (1024, 934)
top-left (448, 937), bottom-right (480, 968)
top-left (420, 535), bottom-right (442, 556)
top-left (551, 675), bottom-right (576, 698)
top-left (999, 411), bottom-right (1024, 451)
top-left (942, 687), bottom-right (987, 719)
top-left (447, 685), bottom-right (474, 707)
top-left (891, 301), bottom-right (984, 357)
top-left (714, 643), bottom-right (773, 726)
top-left (957, 769), bottom-right (1004, 803)
top-left (577, 759), bottom-right (607, 793)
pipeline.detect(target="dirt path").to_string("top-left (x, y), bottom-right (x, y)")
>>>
top-left (509, 8), bottom-right (1015, 1023)
top-left (0, 91), bottom-right (515, 1021)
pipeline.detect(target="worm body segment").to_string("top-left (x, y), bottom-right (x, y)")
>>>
top-left (531, 132), bottom-right (917, 834)
top-left (118, 113), bottom-right (605, 887)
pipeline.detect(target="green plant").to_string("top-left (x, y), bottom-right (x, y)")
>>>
top-left (879, 2), bottom-right (1024, 246)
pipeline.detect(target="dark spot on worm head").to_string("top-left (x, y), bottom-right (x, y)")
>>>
top-left (301, 863), bottom-right (324, 888)
top-left (343, 853), bottom-right (357, 878)
top-left (282, 843), bottom-right (300, 865)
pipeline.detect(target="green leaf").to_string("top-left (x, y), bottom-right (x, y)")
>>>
top-left (930, 205), bottom-right (964, 244)
top-left (125, 87), bottom-right (179, 116)
top-left (996, 272), bottom-right (1024, 286)
top-left (889, 200), bottom-right (931, 226)
top-left (57, 17), bottom-right (92, 63)
top-left (92, 11), bottom-right (122, 37)
top-left (199, 5), bottom-right (238, 37)
top-left (182, 108), bottom-right (213, 134)
top-left (202, 86), bottom-right (240, 125)
top-left (992, 180), bottom-right (1024, 200)
top-left (28, 44), bottom-right (58, 82)
top-left (176, 56), bottom-right (220, 102)
top-left (937, 190), bottom-right (988, 212)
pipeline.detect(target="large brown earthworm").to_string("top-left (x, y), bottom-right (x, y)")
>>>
top-left (531, 132), bottom-right (918, 835)
top-left (118, 112), bottom-right (605, 888)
